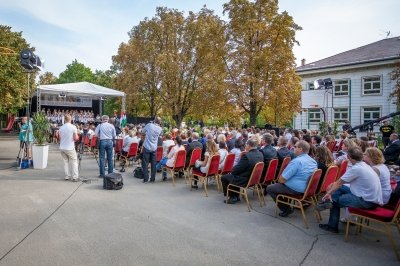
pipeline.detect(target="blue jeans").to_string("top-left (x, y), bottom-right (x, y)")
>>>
top-left (99, 139), bottom-right (113, 177)
top-left (156, 157), bottom-right (168, 178)
top-left (328, 185), bottom-right (377, 229)
top-left (142, 147), bottom-right (156, 182)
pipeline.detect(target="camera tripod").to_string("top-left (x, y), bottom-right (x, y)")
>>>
top-left (16, 140), bottom-right (30, 170)
top-left (77, 134), bottom-right (99, 171)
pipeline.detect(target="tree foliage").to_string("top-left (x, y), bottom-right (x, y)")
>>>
top-left (57, 59), bottom-right (95, 84)
top-left (0, 25), bottom-right (36, 114)
top-left (223, 0), bottom-right (302, 126)
top-left (390, 62), bottom-right (400, 106)
top-left (113, 7), bottom-right (227, 126)
top-left (38, 71), bottom-right (57, 85)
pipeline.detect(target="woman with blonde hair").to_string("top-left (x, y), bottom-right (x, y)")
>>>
top-left (363, 147), bottom-right (392, 204)
top-left (192, 138), bottom-right (218, 189)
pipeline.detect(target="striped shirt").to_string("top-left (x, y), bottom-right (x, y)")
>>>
top-left (95, 122), bottom-right (116, 140)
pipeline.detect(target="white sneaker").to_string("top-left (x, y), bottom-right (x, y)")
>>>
top-left (64, 176), bottom-right (71, 181)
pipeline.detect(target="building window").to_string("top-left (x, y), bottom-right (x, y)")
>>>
top-left (362, 76), bottom-right (381, 95)
top-left (334, 80), bottom-right (349, 96)
top-left (308, 108), bottom-right (321, 123)
top-left (334, 108), bottom-right (348, 123)
top-left (362, 107), bottom-right (381, 124)
top-left (307, 82), bottom-right (315, 90)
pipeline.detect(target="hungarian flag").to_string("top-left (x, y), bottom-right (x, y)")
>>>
top-left (120, 111), bottom-right (127, 128)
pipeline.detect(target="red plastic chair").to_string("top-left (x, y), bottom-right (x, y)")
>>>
top-left (275, 169), bottom-right (323, 228)
top-left (226, 161), bottom-right (265, 211)
top-left (184, 148), bottom-right (202, 184)
top-left (275, 156), bottom-right (291, 181)
top-left (90, 135), bottom-right (98, 150)
top-left (120, 142), bottom-right (139, 169)
top-left (114, 138), bottom-right (123, 158)
top-left (2, 115), bottom-right (15, 133)
top-left (345, 199), bottom-right (400, 260)
top-left (156, 146), bottom-right (163, 162)
top-left (336, 159), bottom-right (349, 180)
top-left (191, 155), bottom-right (220, 197)
top-left (260, 159), bottom-right (279, 205)
top-left (216, 153), bottom-right (236, 192)
top-left (314, 165), bottom-right (339, 220)
top-left (164, 149), bottom-right (187, 186)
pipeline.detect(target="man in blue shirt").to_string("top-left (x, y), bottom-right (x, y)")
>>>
top-left (141, 117), bottom-right (163, 183)
top-left (266, 140), bottom-right (317, 217)
top-left (95, 115), bottom-right (116, 178)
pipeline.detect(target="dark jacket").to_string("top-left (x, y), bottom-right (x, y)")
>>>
top-left (185, 140), bottom-right (203, 166)
top-left (227, 138), bottom-right (236, 152)
top-left (384, 140), bottom-right (400, 163)
top-left (259, 144), bottom-right (277, 176)
top-left (277, 146), bottom-right (290, 169)
top-left (232, 148), bottom-right (264, 183)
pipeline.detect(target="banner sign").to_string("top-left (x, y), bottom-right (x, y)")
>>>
top-left (40, 94), bottom-right (93, 107)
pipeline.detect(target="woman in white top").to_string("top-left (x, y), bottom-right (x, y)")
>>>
top-left (217, 141), bottom-right (228, 170)
top-left (231, 139), bottom-right (244, 167)
top-left (363, 147), bottom-right (392, 204)
top-left (192, 139), bottom-right (218, 189)
top-left (160, 136), bottom-right (185, 181)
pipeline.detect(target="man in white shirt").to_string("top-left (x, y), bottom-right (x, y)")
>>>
top-left (319, 147), bottom-right (383, 233)
top-left (59, 114), bottom-right (79, 181)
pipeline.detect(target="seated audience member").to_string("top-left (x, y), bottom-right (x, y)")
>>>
top-left (276, 136), bottom-right (290, 169)
top-left (259, 133), bottom-right (277, 176)
top-left (319, 147), bottom-right (383, 233)
top-left (192, 139), bottom-right (219, 189)
top-left (335, 138), bottom-right (357, 166)
top-left (218, 141), bottom-right (228, 170)
top-left (383, 133), bottom-right (400, 164)
top-left (266, 140), bottom-right (317, 217)
top-left (157, 136), bottom-right (185, 181)
top-left (311, 135), bottom-right (322, 147)
top-left (185, 132), bottom-right (203, 167)
top-left (121, 130), bottom-right (136, 155)
top-left (231, 139), bottom-right (244, 167)
top-left (221, 139), bottom-right (264, 204)
top-left (180, 132), bottom-right (189, 145)
top-left (162, 133), bottom-right (175, 158)
top-left (288, 137), bottom-right (299, 159)
top-left (363, 147), bottom-right (392, 205)
top-left (227, 130), bottom-right (238, 152)
top-left (314, 146), bottom-right (334, 190)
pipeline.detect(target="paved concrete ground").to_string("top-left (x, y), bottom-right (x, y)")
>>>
top-left (0, 133), bottom-right (399, 265)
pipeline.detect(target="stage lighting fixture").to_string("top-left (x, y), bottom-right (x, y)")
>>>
top-left (313, 78), bottom-right (333, 90)
top-left (59, 92), bottom-right (66, 98)
top-left (20, 49), bottom-right (43, 71)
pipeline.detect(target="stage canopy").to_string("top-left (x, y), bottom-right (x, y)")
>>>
top-left (35, 82), bottom-right (126, 113)
top-left (38, 82), bottom-right (125, 97)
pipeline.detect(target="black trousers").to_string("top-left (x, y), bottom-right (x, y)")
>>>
top-left (382, 137), bottom-right (390, 149)
top-left (141, 147), bottom-right (156, 182)
top-left (266, 183), bottom-right (302, 211)
top-left (221, 174), bottom-right (248, 198)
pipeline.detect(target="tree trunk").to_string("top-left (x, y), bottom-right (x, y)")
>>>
top-left (249, 100), bottom-right (257, 126)
top-left (172, 114), bottom-right (182, 128)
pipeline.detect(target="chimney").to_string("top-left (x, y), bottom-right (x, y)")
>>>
top-left (301, 58), bottom-right (306, 66)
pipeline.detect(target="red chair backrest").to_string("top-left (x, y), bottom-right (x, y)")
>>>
top-left (90, 136), bottom-right (98, 148)
top-left (156, 146), bottom-right (163, 162)
top-left (115, 138), bottom-right (123, 153)
top-left (277, 156), bottom-right (291, 178)
top-left (304, 169), bottom-right (323, 198)
top-left (220, 153), bottom-right (235, 175)
top-left (319, 165), bottom-right (339, 194)
top-left (247, 162), bottom-right (265, 188)
top-left (189, 148), bottom-right (202, 167)
top-left (263, 159), bottom-right (279, 184)
top-left (127, 142), bottom-right (139, 157)
top-left (337, 159), bottom-right (349, 180)
top-left (4, 116), bottom-right (14, 130)
top-left (82, 135), bottom-right (90, 145)
top-left (207, 155), bottom-right (220, 176)
top-left (174, 149), bottom-right (186, 169)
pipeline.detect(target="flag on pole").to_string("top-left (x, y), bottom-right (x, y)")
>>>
top-left (120, 111), bottom-right (127, 128)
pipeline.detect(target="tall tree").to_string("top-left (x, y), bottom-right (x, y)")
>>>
top-left (0, 25), bottom-right (36, 114)
top-left (57, 59), bottom-right (95, 84)
top-left (390, 62), bottom-right (400, 106)
top-left (38, 71), bottom-right (57, 85)
top-left (223, 0), bottom-right (302, 126)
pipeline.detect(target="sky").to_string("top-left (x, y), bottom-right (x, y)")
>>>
top-left (0, 0), bottom-right (399, 77)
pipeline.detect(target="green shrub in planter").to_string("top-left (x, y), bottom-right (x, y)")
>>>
top-left (32, 111), bottom-right (50, 145)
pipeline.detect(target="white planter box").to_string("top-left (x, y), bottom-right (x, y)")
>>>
top-left (32, 145), bottom-right (49, 169)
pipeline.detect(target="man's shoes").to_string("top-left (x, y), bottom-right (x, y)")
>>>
top-left (119, 168), bottom-right (125, 172)
top-left (224, 197), bottom-right (240, 204)
top-left (72, 178), bottom-right (80, 182)
top-left (162, 176), bottom-right (167, 181)
top-left (98, 175), bottom-right (104, 178)
top-left (64, 176), bottom-right (71, 181)
top-left (191, 184), bottom-right (198, 189)
top-left (316, 200), bottom-right (333, 212)
top-left (319, 224), bottom-right (339, 233)
top-left (143, 180), bottom-right (149, 183)
top-left (278, 208), bottom-right (294, 217)
top-left (149, 180), bottom-right (155, 183)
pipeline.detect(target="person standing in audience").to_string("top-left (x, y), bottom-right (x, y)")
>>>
top-left (266, 140), bottom-right (317, 217)
top-left (59, 114), bottom-right (79, 181)
top-left (319, 147), bottom-right (382, 233)
top-left (221, 139), bottom-right (264, 204)
top-left (380, 120), bottom-right (395, 149)
top-left (95, 115), bottom-right (116, 178)
top-left (141, 117), bottom-right (163, 183)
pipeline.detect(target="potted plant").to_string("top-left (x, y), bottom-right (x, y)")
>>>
top-left (31, 111), bottom-right (50, 169)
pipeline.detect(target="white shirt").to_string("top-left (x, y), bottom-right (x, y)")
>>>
top-left (59, 123), bottom-right (77, 150)
top-left (341, 161), bottom-right (383, 205)
top-left (372, 164), bottom-right (392, 204)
